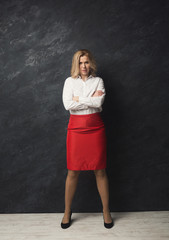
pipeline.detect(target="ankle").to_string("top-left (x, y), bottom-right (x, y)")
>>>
top-left (64, 209), bottom-right (71, 214)
top-left (103, 208), bottom-right (110, 213)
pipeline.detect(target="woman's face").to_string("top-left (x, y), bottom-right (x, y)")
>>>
top-left (79, 55), bottom-right (90, 78)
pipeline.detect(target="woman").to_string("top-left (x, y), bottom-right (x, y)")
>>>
top-left (61, 49), bottom-right (113, 229)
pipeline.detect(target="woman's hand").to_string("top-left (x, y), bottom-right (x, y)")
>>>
top-left (92, 90), bottom-right (104, 97)
top-left (72, 96), bottom-right (79, 102)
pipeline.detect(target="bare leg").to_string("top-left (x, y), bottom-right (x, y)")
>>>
top-left (62, 170), bottom-right (80, 223)
top-left (94, 169), bottom-right (112, 223)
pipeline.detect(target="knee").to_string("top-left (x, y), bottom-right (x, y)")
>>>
top-left (67, 170), bottom-right (80, 179)
top-left (94, 169), bottom-right (106, 178)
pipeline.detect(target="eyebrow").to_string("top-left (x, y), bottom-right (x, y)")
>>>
top-left (79, 61), bottom-right (89, 63)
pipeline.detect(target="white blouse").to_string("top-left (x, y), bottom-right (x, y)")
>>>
top-left (62, 74), bottom-right (106, 115)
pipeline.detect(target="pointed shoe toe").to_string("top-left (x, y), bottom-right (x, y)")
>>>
top-left (104, 219), bottom-right (114, 228)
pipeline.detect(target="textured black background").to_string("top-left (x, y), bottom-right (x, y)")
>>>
top-left (0, 0), bottom-right (169, 213)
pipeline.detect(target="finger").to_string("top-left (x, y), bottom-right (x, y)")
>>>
top-left (97, 90), bottom-right (103, 94)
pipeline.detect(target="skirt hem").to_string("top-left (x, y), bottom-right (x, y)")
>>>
top-left (67, 167), bottom-right (106, 171)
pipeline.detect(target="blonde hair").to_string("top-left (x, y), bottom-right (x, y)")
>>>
top-left (71, 49), bottom-right (97, 78)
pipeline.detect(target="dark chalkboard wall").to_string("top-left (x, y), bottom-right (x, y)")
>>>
top-left (0, 0), bottom-right (169, 213)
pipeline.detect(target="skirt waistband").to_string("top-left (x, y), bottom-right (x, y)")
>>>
top-left (70, 112), bottom-right (100, 117)
top-left (68, 111), bottom-right (104, 130)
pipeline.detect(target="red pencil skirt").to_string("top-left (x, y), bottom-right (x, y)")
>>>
top-left (66, 112), bottom-right (107, 171)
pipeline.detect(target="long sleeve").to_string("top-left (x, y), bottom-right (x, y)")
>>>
top-left (78, 78), bottom-right (106, 108)
top-left (62, 78), bottom-right (89, 111)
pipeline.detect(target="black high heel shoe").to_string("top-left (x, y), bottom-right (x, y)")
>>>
top-left (61, 210), bottom-right (72, 229)
top-left (103, 211), bottom-right (114, 228)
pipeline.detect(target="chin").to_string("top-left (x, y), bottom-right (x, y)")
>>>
top-left (82, 72), bottom-right (89, 76)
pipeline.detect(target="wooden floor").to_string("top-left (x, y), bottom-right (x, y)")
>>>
top-left (0, 211), bottom-right (169, 240)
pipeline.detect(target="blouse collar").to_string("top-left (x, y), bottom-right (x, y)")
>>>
top-left (77, 74), bottom-right (93, 80)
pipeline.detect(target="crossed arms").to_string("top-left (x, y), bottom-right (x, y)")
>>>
top-left (62, 78), bottom-right (106, 111)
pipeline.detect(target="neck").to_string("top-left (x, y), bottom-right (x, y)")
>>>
top-left (81, 75), bottom-right (89, 81)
